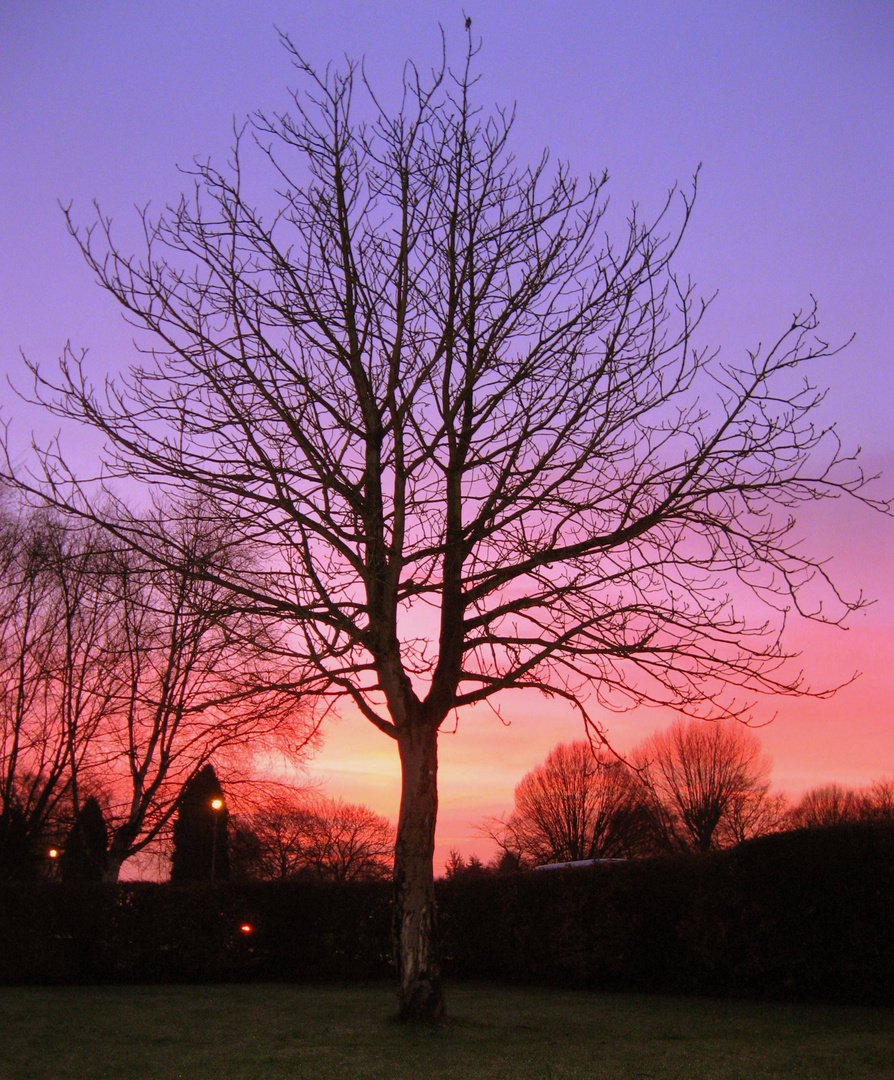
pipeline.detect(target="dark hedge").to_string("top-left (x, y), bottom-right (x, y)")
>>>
top-left (1, 823), bottom-right (891, 1003)
top-left (0, 879), bottom-right (394, 984)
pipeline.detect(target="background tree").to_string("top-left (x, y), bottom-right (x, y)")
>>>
top-left (4, 32), bottom-right (883, 1018)
top-left (484, 741), bottom-right (656, 866)
top-left (0, 497), bottom-right (317, 882)
top-left (169, 765), bottom-right (229, 884)
top-left (441, 849), bottom-right (489, 880)
top-left (866, 777), bottom-right (894, 822)
top-left (229, 793), bottom-right (313, 881)
top-left (788, 782), bottom-right (868, 829)
top-left (231, 792), bottom-right (393, 883)
top-left (60, 795), bottom-right (108, 882)
top-left (632, 719), bottom-right (774, 852)
top-left (90, 505), bottom-right (318, 882)
top-left (0, 505), bottom-right (116, 878)
top-left (718, 787), bottom-right (789, 847)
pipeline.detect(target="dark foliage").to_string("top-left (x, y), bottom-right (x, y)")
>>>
top-left (438, 822), bottom-right (894, 1004)
top-left (1, 822), bottom-right (891, 1004)
top-left (0, 802), bottom-right (42, 882)
top-left (170, 766), bottom-right (229, 884)
top-left (0, 879), bottom-right (393, 984)
top-left (60, 797), bottom-right (108, 883)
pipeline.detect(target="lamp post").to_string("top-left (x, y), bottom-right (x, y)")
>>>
top-left (210, 798), bottom-right (223, 883)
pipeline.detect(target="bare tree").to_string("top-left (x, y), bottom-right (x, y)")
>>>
top-left (230, 794), bottom-right (315, 881)
top-left (718, 787), bottom-right (790, 847)
top-left (2, 30), bottom-right (883, 1018)
top-left (297, 797), bottom-right (394, 883)
top-left (632, 719), bottom-right (774, 852)
top-left (90, 505), bottom-right (318, 882)
top-left (232, 792), bottom-right (393, 883)
top-left (0, 498), bottom-right (317, 881)
top-left (484, 741), bottom-right (655, 866)
top-left (788, 782), bottom-right (868, 829)
top-left (866, 777), bottom-right (894, 822)
top-left (0, 507), bottom-right (117, 878)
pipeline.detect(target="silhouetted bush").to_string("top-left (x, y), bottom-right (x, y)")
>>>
top-left (0, 822), bottom-right (891, 1002)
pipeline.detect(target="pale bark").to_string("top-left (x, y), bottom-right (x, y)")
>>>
top-left (393, 720), bottom-right (443, 1022)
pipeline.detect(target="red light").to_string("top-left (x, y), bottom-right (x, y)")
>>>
top-left (240, 923), bottom-right (253, 934)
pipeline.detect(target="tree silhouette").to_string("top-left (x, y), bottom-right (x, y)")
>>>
top-left (3, 30), bottom-right (884, 1019)
top-left (632, 719), bottom-right (773, 852)
top-left (231, 793), bottom-right (393, 882)
top-left (789, 782), bottom-right (867, 829)
top-left (0, 497), bottom-right (317, 883)
top-left (170, 765), bottom-right (229, 884)
top-left (0, 505), bottom-right (116, 877)
top-left (61, 796), bottom-right (108, 882)
top-left (485, 742), bottom-right (656, 865)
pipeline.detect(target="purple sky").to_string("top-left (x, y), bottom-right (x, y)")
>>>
top-left (2, 1), bottom-right (892, 866)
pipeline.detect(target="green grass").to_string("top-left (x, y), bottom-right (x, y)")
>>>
top-left (0, 981), bottom-right (891, 1079)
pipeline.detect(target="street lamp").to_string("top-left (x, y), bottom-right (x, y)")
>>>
top-left (210, 798), bottom-right (224, 883)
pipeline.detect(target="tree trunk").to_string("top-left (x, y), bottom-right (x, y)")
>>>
top-left (393, 719), bottom-right (444, 1023)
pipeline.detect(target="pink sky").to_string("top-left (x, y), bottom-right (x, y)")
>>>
top-left (2, 2), bottom-right (892, 871)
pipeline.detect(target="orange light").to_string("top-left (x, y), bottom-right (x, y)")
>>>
top-left (48, 848), bottom-right (59, 859)
top-left (239, 923), bottom-right (253, 934)
top-left (211, 798), bottom-right (223, 810)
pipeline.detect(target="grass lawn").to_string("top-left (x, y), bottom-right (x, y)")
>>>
top-left (1, 981), bottom-right (891, 1080)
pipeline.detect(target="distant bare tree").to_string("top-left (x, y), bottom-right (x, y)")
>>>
top-left (633, 719), bottom-right (774, 852)
top-left (484, 741), bottom-right (655, 866)
top-left (0, 508), bottom-right (116, 878)
top-left (91, 505), bottom-right (318, 882)
top-left (441, 849), bottom-right (488, 879)
top-left (2, 29), bottom-right (883, 1017)
top-left (866, 777), bottom-right (894, 822)
top-left (299, 797), bottom-right (394, 883)
top-left (232, 792), bottom-right (393, 883)
top-left (0, 499), bottom-right (317, 881)
top-left (718, 788), bottom-right (790, 847)
top-left (442, 848), bottom-right (467, 880)
top-left (788, 782), bottom-right (868, 829)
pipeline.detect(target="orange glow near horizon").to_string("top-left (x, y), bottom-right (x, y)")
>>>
top-left (307, 501), bottom-right (894, 875)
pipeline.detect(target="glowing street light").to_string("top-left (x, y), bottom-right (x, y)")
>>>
top-left (48, 848), bottom-right (59, 859)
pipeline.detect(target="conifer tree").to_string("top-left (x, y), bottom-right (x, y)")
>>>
top-left (61, 796), bottom-right (109, 882)
top-left (170, 766), bottom-right (229, 883)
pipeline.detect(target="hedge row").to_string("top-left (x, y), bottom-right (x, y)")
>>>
top-left (439, 822), bottom-right (894, 1003)
top-left (1, 823), bottom-right (892, 1003)
top-left (0, 879), bottom-right (393, 984)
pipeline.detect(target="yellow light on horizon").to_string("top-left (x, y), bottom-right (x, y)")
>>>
top-left (211, 798), bottom-right (223, 810)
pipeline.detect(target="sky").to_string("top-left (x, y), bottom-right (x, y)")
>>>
top-left (1, 1), bottom-right (893, 869)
